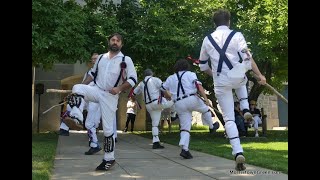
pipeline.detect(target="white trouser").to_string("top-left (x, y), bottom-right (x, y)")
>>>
top-left (174, 95), bottom-right (210, 151)
top-left (114, 118), bottom-right (117, 138)
top-left (72, 84), bottom-right (118, 161)
top-left (60, 122), bottom-right (69, 131)
top-left (60, 105), bottom-right (72, 131)
top-left (213, 73), bottom-right (248, 155)
top-left (146, 99), bottom-right (174, 143)
top-left (85, 102), bottom-right (101, 148)
top-left (253, 116), bottom-right (262, 130)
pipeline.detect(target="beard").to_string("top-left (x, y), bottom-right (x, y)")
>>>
top-left (108, 44), bottom-right (120, 52)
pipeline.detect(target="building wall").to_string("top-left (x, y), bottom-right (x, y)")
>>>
top-left (257, 94), bottom-right (279, 129)
top-left (32, 61), bottom-right (88, 132)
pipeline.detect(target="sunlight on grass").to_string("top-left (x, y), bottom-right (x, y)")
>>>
top-left (136, 128), bottom-right (288, 174)
top-left (32, 132), bottom-right (58, 180)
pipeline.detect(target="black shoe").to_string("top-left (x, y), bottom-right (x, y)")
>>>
top-left (85, 146), bottom-right (102, 155)
top-left (152, 142), bottom-right (164, 149)
top-left (180, 149), bottom-right (193, 159)
top-left (209, 121), bottom-right (220, 134)
top-left (58, 129), bottom-right (69, 136)
top-left (123, 128), bottom-right (128, 132)
top-left (95, 159), bottom-right (116, 171)
top-left (235, 152), bottom-right (246, 171)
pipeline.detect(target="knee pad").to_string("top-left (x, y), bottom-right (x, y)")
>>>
top-left (66, 93), bottom-right (84, 108)
top-left (104, 134), bottom-right (114, 153)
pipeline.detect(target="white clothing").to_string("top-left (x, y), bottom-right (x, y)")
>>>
top-left (85, 101), bottom-right (101, 148)
top-left (199, 26), bottom-right (251, 155)
top-left (126, 100), bottom-right (137, 114)
top-left (252, 115), bottom-right (262, 130)
top-left (88, 52), bottom-right (136, 91)
top-left (134, 76), bottom-right (173, 143)
top-left (162, 71), bottom-right (213, 150)
top-left (71, 51), bottom-right (137, 161)
top-left (59, 104), bottom-right (72, 131)
top-left (199, 26), bottom-right (252, 80)
top-left (113, 118), bottom-right (117, 138)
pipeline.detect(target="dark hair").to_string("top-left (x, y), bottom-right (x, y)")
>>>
top-left (213, 9), bottom-right (230, 27)
top-left (144, 68), bottom-right (153, 76)
top-left (107, 33), bottom-right (123, 42)
top-left (173, 59), bottom-right (190, 73)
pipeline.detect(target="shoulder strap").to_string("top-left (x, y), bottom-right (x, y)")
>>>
top-left (207, 30), bottom-right (237, 75)
top-left (93, 54), bottom-right (104, 84)
top-left (143, 77), bottom-right (152, 103)
top-left (176, 71), bottom-right (187, 98)
top-left (113, 56), bottom-right (126, 87)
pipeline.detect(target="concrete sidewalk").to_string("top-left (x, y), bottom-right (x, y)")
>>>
top-left (52, 130), bottom-right (288, 180)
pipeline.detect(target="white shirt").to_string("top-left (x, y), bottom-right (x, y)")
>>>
top-left (133, 76), bottom-right (162, 103)
top-left (82, 69), bottom-right (95, 86)
top-left (126, 100), bottom-right (137, 114)
top-left (199, 26), bottom-right (251, 78)
top-left (88, 52), bottom-right (137, 91)
top-left (162, 71), bottom-right (201, 101)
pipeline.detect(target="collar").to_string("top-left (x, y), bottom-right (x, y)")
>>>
top-left (216, 25), bottom-right (230, 30)
top-left (106, 51), bottom-right (124, 59)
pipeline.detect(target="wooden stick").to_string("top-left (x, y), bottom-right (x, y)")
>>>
top-left (250, 72), bottom-right (288, 104)
top-left (42, 102), bottom-right (65, 114)
top-left (46, 89), bottom-right (72, 93)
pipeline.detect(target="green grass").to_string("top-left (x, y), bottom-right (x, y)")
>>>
top-left (136, 125), bottom-right (288, 174)
top-left (32, 132), bottom-right (59, 180)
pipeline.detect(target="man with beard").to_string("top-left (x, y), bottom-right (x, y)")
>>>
top-left (65, 33), bottom-right (137, 171)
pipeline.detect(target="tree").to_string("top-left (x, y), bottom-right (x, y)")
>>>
top-left (32, 0), bottom-right (119, 69)
top-left (225, 0), bottom-right (288, 101)
top-left (32, 0), bottom-right (288, 105)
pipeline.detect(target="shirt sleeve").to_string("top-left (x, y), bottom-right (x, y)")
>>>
top-left (236, 32), bottom-right (250, 60)
top-left (161, 76), bottom-right (170, 91)
top-left (124, 56), bottom-right (138, 87)
top-left (199, 37), bottom-right (210, 72)
top-left (133, 82), bottom-right (143, 96)
top-left (190, 72), bottom-right (202, 89)
top-left (154, 77), bottom-right (163, 89)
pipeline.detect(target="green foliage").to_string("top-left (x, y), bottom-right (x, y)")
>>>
top-left (32, 0), bottom-right (118, 70)
top-left (32, 0), bottom-right (288, 100)
top-left (226, 0), bottom-right (288, 96)
top-left (32, 132), bottom-right (58, 180)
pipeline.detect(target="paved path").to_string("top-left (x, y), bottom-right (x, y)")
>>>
top-left (51, 130), bottom-right (288, 180)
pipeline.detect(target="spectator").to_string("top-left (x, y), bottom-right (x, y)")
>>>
top-left (234, 102), bottom-right (246, 137)
top-left (249, 100), bottom-right (262, 137)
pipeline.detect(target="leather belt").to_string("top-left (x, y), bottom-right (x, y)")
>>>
top-left (174, 93), bottom-right (196, 103)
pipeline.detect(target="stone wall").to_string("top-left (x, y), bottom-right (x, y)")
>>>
top-left (257, 94), bottom-right (279, 129)
top-left (32, 62), bottom-right (88, 133)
